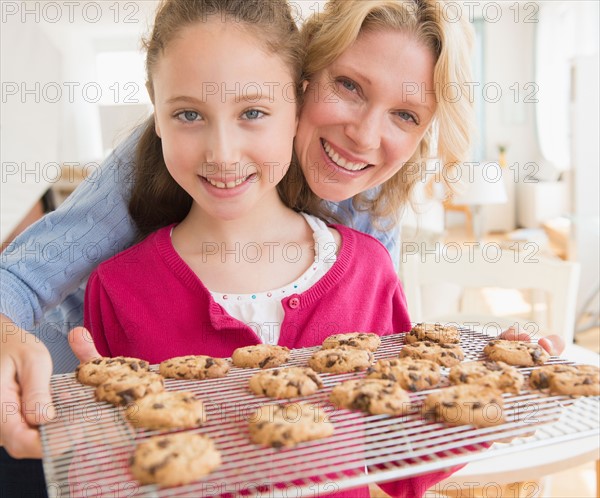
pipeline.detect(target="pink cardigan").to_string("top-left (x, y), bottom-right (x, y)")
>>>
top-left (84, 223), bottom-right (457, 497)
top-left (84, 224), bottom-right (412, 362)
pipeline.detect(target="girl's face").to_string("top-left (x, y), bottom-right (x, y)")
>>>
top-left (152, 21), bottom-right (298, 221)
top-left (295, 29), bottom-right (437, 202)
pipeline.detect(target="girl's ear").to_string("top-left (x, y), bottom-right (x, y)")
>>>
top-left (154, 117), bottom-right (161, 138)
top-left (146, 81), bottom-right (155, 105)
top-left (146, 82), bottom-right (161, 138)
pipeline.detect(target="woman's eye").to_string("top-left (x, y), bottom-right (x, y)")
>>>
top-left (176, 110), bottom-right (201, 122)
top-left (337, 78), bottom-right (357, 92)
top-left (396, 111), bottom-right (418, 125)
top-left (242, 109), bottom-right (264, 120)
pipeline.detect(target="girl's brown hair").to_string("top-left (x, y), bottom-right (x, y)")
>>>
top-left (301, 0), bottom-right (475, 224)
top-left (129, 0), bottom-right (308, 237)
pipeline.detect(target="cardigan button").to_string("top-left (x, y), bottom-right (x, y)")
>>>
top-left (288, 297), bottom-right (300, 309)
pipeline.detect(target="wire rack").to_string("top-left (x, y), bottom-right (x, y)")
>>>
top-left (41, 331), bottom-right (599, 497)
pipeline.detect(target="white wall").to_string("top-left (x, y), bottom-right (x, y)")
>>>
top-left (0, 18), bottom-right (62, 239)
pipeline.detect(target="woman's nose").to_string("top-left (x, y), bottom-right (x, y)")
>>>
top-left (344, 108), bottom-right (383, 151)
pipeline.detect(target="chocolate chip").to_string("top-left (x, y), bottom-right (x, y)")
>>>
top-left (118, 389), bottom-right (137, 405)
top-left (352, 393), bottom-right (372, 412)
top-left (259, 356), bottom-right (273, 369)
top-left (205, 358), bottom-right (214, 368)
top-left (156, 439), bottom-right (170, 448)
top-left (460, 373), bottom-right (468, 383)
top-left (152, 403), bottom-right (165, 409)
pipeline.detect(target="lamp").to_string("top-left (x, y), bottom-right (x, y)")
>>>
top-left (451, 162), bottom-right (508, 241)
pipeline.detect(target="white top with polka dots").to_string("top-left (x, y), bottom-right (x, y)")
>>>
top-left (210, 213), bottom-right (337, 345)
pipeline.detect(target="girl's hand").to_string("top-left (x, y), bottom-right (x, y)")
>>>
top-left (498, 327), bottom-right (565, 356)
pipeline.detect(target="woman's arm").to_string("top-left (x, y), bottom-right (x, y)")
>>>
top-left (0, 126), bottom-right (141, 458)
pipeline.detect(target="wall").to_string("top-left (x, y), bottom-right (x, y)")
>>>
top-left (1, 17), bottom-right (62, 239)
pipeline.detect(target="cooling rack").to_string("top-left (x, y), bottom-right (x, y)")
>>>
top-left (41, 330), bottom-right (599, 497)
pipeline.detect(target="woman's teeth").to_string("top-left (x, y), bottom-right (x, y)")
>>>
top-left (323, 140), bottom-right (368, 171)
top-left (206, 177), bottom-right (247, 189)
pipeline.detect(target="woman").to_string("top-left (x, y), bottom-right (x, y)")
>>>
top-left (1, 0), bottom-right (562, 468)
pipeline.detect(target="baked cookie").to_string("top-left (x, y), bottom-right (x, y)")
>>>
top-left (124, 391), bottom-right (206, 430)
top-left (248, 402), bottom-right (334, 448)
top-left (75, 357), bottom-right (150, 386)
top-left (308, 348), bottom-right (375, 373)
top-left (405, 323), bottom-right (460, 345)
top-left (159, 355), bottom-right (230, 380)
top-left (248, 367), bottom-right (323, 399)
top-left (529, 364), bottom-right (600, 396)
top-left (321, 333), bottom-right (381, 352)
top-left (449, 361), bottom-right (525, 394)
top-left (129, 433), bottom-right (221, 487)
top-left (95, 371), bottom-right (164, 406)
top-left (231, 345), bottom-right (290, 369)
top-left (484, 340), bottom-right (550, 367)
top-left (366, 357), bottom-right (441, 392)
top-left (329, 379), bottom-right (411, 416)
top-left (399, 341), bottom-right (464, 368)
top-left (422, 385), bottom-right (505, 428)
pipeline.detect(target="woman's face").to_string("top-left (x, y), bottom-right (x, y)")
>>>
top-left (295, 29), bottom-right (437, 202)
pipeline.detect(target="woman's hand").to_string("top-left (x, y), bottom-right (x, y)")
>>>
top-left (498, 327), bottom-right (565, 356)
top-left (68, 327), bottom-right (100, 363)
top-left (0, 315), bottom-right (54, 458)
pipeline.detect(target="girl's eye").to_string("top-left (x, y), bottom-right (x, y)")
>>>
top-left (176, 110), bottom-right (201, 122)
top-left (337, 77), bottom-right (357, 92)
top-left (395, 111), bottom-right (418, 125)
top-left (242, 109), bottom-right (265, 120)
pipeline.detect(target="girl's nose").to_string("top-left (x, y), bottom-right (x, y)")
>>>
top-left (205, 123), bottom-right (240, 167)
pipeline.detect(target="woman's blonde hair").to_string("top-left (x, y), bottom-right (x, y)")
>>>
top-left (129, 0), bottom-right (311, 237)
top-left (301, 0), bottom-right (475, 223)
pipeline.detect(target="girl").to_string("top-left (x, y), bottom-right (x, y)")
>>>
top-left (84, 0), bottom-right (410, 364)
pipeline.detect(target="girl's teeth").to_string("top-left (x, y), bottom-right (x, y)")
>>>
top-left (208, 177), bottom-right (246, 189)
top-left (323, 140), bottom-right (368, 171)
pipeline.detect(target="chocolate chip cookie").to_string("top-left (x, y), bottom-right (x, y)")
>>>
top-left (484, 340), bottom-right (550, 367)
top-left (248, 402), bottom-right (334, 448)
top-left (124, 391), bottom-right (207, 430)
top-left (231, 344), bottom-right (290, 369)
top-left (366, 357), bottom-right (441, 392)
top-left (329, 379), bottom-right (411, 416)
top-left (95, 371), bottom-right (164, 406)
top-left (405, 323), bottom-right (460, 345)
top-left (399, 341), bottom-right (464, 368)
top-left (159, 355), bottom-right (230, 380)
top-left (529, 364), bottom-right (600, 396)
top-left (308, 348), bottom-right (375, 373)
top-left (321, 332), bottom-right (382, 352)
top-left (129, 433), bottom-right (221, 486)
top-left (75, 356), bottom-right (150, 386)
top-left (449, 360), bottom-right (525, 394)
top-left (422, 385), bottom-right (505, 427)
top-left (248, 367), bottom-right (323, 399)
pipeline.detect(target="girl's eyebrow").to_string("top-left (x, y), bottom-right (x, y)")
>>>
top-left (166, 94), bottom-right (273, 105)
